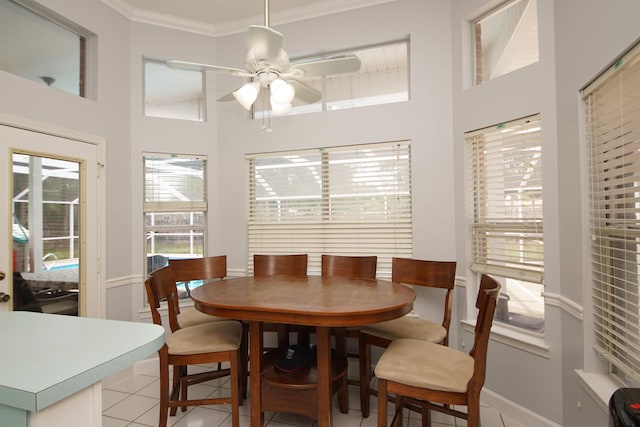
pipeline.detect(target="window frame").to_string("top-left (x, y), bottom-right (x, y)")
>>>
top-left (0, 0), bottom-right (94, 98)
top-left (472, 0), bottom-right (539, 86)
top-left (583, 41), bottom-right (640, 383)
top-left (143, 152), bottom-right (208, 292)
top-left (464, 114), bottom-right (545, 333)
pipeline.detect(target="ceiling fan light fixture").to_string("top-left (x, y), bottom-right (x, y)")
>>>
top-left (270, 96), bottom-right (292, 115)
top-left (270, 78), bottom-right (295, 104)
top-left (233, 82), bottom-right (260, 110)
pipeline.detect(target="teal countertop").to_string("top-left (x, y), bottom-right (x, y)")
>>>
top-left (0, 312), bottom-right (164, 412)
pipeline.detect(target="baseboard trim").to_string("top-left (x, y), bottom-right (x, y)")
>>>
top-left (482, 388), bottom-right (561, 427)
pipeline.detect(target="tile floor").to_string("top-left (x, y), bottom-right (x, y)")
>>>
top-left (102, 363), bottom-right (527, 427)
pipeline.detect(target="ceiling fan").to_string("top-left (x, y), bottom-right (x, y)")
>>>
top-left (167, 0), bottom-right (362, 116)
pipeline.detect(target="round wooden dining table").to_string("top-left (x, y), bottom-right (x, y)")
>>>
top-left (190, 275), bottom-right (415, 427)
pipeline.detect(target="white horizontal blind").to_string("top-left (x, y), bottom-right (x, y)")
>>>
top-left (584, 42), bottom-right (640, 381)
top-left (465, 115), bottom-right (544, 284)
top-left (144, 153), bottom-right (207, 212)
top-left (247, 142), bottom-right (413, 277)
top-left (143, 153), bottom-right (207, 282)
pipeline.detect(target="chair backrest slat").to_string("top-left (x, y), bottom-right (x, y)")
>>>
top-left (254, 254), bottom-right (308, 277)
top-left (169, 255), bottom-right (227, 282)
top-left (146, 265), bottom-right (182, 332)
top-left (468, 274), bottom-right (500, 393)
top-left (321, 255), bottom-right (377, 280)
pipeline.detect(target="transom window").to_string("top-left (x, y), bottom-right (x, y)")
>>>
top-left (247, 142), bottom-right (413, 276)
top-left (254, 39), bottom-right (409, 118)
top-left (0, 0), bottom-right (92, 97)
top-left (473, 0), bottom-right (539, 85)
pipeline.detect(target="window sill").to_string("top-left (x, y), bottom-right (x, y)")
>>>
top-left (575, 369), bottom-right (619, 413)
top-left (461, 319), bottom-right (550, 358)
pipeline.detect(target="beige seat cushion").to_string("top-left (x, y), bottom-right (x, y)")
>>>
top-left (374, 338), bottom-right (473, 393)
top-left (178, 308), bottom-right (227, 328)
top-left (167, 320), bottom-right (242, 356)
top-left (360, 315), bottom-right (446, 343)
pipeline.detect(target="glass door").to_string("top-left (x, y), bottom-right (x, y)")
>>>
top-left (0, 123), bottom-right (102, 316)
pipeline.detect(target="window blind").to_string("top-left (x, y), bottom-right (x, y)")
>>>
top-left (144, 153), bottom-right (207, 213)
top-left (583, 42), bottom-right (640, 381)
top-left (465, 114), bottom-right (544, 284)
top-left (247, 142), bottom-right (413, 277)
top-left (143, 153), bottom-right (207, 281)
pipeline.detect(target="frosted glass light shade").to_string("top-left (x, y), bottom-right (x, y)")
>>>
top-left (270, 79), bottom-right (295, 104)
top-left (233, 82), bottom-right (260, 110)
top-left (270, 96), bottom-right (292, 115)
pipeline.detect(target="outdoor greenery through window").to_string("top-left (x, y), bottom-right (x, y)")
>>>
top-left (0, 0), bottom-right (90, 97)
top-left (583, 41), bottom-right (640, 382)
top-left (254, 39), bottom-right (409, 118)
top-left (144, 153), bottom-right (207, 297)
top-left (473, 0), bottom-right (539, 85)
top-left (247, 142), bottom-right (413, 276)
top-left (465, 114), bottom-right (544, 333)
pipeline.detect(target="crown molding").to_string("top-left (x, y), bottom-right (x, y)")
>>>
top-left (102, 0), bottom-right (396, 37)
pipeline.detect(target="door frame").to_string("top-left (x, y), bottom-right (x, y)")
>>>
top-left (1, 113), bottom-right (106, 318)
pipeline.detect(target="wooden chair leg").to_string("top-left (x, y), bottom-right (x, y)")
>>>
top-left (359, 336), bottom-right (371, 418)
top-left (158, 348), bottom-right (170, 427)
top-left (276, 324), bottom-right (289, 349)
top-left (180, 365), bottom-right (188, 412)
top-left (468, 398), bottom-right (480, 427)
top-left (422, 403), bottom-right (430, 427)
top-left (240, 322), bottom-right (249, 400)
top-left (378, 379), bottom-right (388, 427)
top-left (230, 350), bottom-right (240, 427)
top-left (394, 395), bottom-right (404, 427)
top-left (337, 374), bottom-right (349, 414)
top-left (169, 365), bottom-right (182, 416)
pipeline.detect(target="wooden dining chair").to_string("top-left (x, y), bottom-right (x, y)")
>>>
top-left (321, 254), bottom-right (378, 350)
top-left (254, 253), bottom-right (308, 278)
top-left (168, 255), bottom-right (248, 399)
top-left (145, 265), bottom-right (243, 427)
top-left (375, 274), bottom-right (500, 427)
top-left (253, 254), bottom-right (308, 349)
top-left (320, 254), bottom-right (377, 403)
top-left (358, 257), bottom-right (456, 417)
top-left (168, 255), bottom-right (228, 328)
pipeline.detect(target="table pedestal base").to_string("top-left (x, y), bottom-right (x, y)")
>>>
top-left (261, 350), bottom-right (348, 419)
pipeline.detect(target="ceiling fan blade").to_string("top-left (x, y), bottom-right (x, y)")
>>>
top-left (248, 25), bottom-right (284, 62)
top-left (290, 80), bottom-right (321, 104)
top-left (167, 60), bottom-right (253, 77)
top-left (290, 55), bottom-right (362, 78)
top-left (217, 91), bottom-right (237, 102)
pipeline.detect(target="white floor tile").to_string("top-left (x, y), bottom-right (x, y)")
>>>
top-left (102, 394), bottom-right (159, 422)
top-left (101, 416), bottom-right (129, 427)
top-left (172, 407), bottom-right (232, 427)
top-left (102, 389), bottom-right (131, 411)
top-left (102, 372), bottom-right (529, 427)
top-left (106, 374), bottom-right (157, 394)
